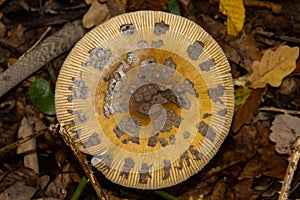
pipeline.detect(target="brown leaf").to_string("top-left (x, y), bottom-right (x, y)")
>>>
top-left (82, 0), bottom-right (111, 29)
top-left (233, 179), bottom-right (257, 199)
top-left (247, 45), bottom-right (299, 88)
top-left (269, 114), bottom-right (300, 154)
top-left (126, 0), bottom-right (167, 11)
top-left (221, 33), bottom-right (262, 72)
top-left (0, 21), bottom-right (6, 39)
top-left (45, 163), bottom-right (71, 199)
top-left (207, 180), bottom-right (226, 200)
top-left (0, 181), bottom-right (37, 200)
top-left (107, 0), bottom-right (125, 17)
top-left (17, 117), bottom-right (39, 174)
top-left (0, 167), bottom-right (37, 193)
top-left (0, 1), bottom-right (5, 6)
top-left (255, 120), bottom-right (287, 179)
top-left (231, 88), bottom-right (266, 133)
top-left (3, 24), bottom-right (26, 49)
top-left (238, 158), bottom-right (266, 180)
top-left (293, 56), bottom-right (300, 75)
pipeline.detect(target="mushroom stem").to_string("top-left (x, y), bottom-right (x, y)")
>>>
top-left (0, 20), bottom-right (86, 98)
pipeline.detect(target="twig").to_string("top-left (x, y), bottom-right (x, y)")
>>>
top-left (0, 128), bottom-right (46, 157)
top-left (0, 20), bottom-right (86, 98)
top-left (253, 28), bottom-right (300, 44)
top-left (279, 137), bottom-right (300, 200)
top-left (59, 123), bottom-right (107, 200)
top-left (259, 107), bottom-right (300, 115)
top-left (23, 26), bottom-right (52, 56)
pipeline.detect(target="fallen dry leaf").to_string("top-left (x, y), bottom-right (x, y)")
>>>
top-left (269, 114), bottom-right (300, 154)
top-left (248, 45), bottom-right (299, 89)
top-left (231, 88), bottom-right (266, 133)
top-left (238, 158), bottom-right (266, 180)
top-left (4, 24), bottom-right (26, 49)
top-left (17, 117), bottom-right (39, 174)
top-left (219, 0), bottom-right (245, 36)
top-left (0, 21), bottom-right (6, 39)
top-left (0, 181), bottom-right (37, 200)
top-left (221, 33), bottom-right (262, 72)
top-left (0, 167), bottom-right (37, 194)
top-left (45, 162), bottom-right (71, 199)
top-left (82, 0), bottom-right (111, 29)
top-left (107, 0), bottom-right (126, 17)
top-left (126, 0), bottom-right (167, 11)
top-left (278, 77), bottom-right (299, 95)
top-left (233, 179), bottom-right (257, 200)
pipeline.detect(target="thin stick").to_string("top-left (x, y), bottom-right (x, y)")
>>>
top-left (59, 124), bottom-right (107, 200)
top-left (254, 28), bottom-right (300, 44)
top-left (22, 26), bottom-right (52, 56)
top-left (279, 137), bottom-right (300, 200)
top-left (0, 20), bottom-right (86, 98)
top-left (259, 107), bottom-right (300, 115)
top-left (0, 129), bottom-right (46, 157)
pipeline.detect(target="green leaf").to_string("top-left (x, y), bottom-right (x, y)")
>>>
top-left (29, 78), bottom-right (56, 115)
top-left (234, 85), bottom-right (249, 106)
top-left (167, 0), bottom-right (181, 16)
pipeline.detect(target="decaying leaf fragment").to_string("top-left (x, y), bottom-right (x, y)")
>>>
top-left (219, 0), bottom-right (245, 36)
top-left (231, 88), bottom-right (266, 133)
top-left (82, 0), bottom-right (111, 28)
top-left (248, 45), bottom-right (299, 89)
top-left (269, 114), bottom-right (300, 155)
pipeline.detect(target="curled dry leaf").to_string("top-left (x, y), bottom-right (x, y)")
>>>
top-left (82, 0), bottom-right (111, 28)
top-left (219, 0), bottom-right (245, 36)
top-left (269, 114), bottom-right (300, 154)
top-left (247, 45), bottom-right (299, 89)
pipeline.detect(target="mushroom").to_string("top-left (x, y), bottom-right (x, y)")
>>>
top-left (55, 11), bottom-right (234, 189)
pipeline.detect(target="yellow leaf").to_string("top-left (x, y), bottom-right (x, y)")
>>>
top-left (219, 0), bottom-right (245, 36)
top-left (247, 45), bottom-right (299, 89)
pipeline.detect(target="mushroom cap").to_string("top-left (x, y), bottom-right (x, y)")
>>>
top-left (55, 11), bottom-right (234, 189)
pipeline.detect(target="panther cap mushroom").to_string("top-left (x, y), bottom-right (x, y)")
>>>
top-left (55, 11), bottom-right (234, 189)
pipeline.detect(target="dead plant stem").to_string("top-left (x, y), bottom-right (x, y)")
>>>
top-left (279, 137), bottom-right (300, 200)
top-left (259, 107), bottom-right (300, 115)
